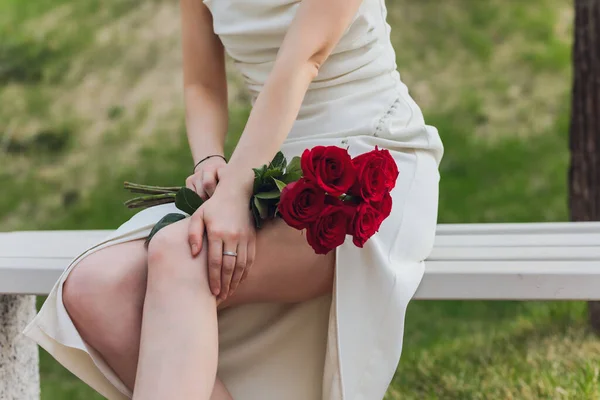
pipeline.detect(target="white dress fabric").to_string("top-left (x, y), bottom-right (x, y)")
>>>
top-left (23, 1), bottom-right (444, 399)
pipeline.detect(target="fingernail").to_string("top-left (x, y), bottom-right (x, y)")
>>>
top-left (191, 243), bottom-right (198, 254)
top-left (213, 287), bottom-right (220, 296)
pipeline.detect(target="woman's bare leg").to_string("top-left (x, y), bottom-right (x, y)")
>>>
top-left (63, 239), bottom-right (232, 399)
top-left (64, 216), bottom-right (334, 399)
top-left (131, 219), bottom-right (218, 400)
top-left (220, 217), bottom-right (335, 308)
top-left (63, 240), bottom-right (147, 389)
top-left (132, 216), bottom-right (334, 398)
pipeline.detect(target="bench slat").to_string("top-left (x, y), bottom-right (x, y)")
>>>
top-left (435, 221), bottom-right (600, 235)
top-left (416, 261), bottom-right (600, 300)
top-left (0, 231), bottom-right (110, 258)
top-left (3, 222), bottom-right (600, 299)
top-left (429, 246), bottom-right (600, 261)
top-left (1, 257), bottom-right (599, 299)
top-left (434, 233), bottom-right (600, 247)
top-left (4, 228), bottom-right (600, 257)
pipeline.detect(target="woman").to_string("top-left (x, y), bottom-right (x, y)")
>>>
top-left (23, 0), bottom-right (443, 398)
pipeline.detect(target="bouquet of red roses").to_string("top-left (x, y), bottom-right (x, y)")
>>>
top-left (123, 145), bottom-right (398, 254)
top-left (276, 146), bottom-right (398, 253)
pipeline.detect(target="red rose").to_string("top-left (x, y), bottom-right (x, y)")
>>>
top-left (278, 178), bottom-right (326, 230)
top-left (325, 195), bottom-right (359, 234)
top-left (349, 147), bottom-right (399, 202)
top-left (306, 204), bottom-right (353, 254)
top-left (301, 146), bottom-right (356, 196)
top-left (350, 202), bottom-right (384, 248)
top-left (369, 191), bottom-right (392, 223)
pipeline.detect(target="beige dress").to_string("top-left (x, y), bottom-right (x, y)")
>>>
top-left (23, 0), bottom-right (444, 399)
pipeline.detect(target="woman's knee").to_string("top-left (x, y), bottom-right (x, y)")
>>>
top-left (146, 219), bottom-right (210, 290)
top-left (146, 220), bottom-right (189, 266)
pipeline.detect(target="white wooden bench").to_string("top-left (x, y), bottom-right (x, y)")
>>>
top-left (2, 221), bottom-right (600, 398)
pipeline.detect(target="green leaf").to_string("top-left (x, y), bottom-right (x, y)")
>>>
top-left (270, 151), bottom-right (287, 170)
top-left (174, 187), bottom-right (203, 215)
top-left (267, 201), bottom-right (279, 219)
top-left (250, 198), bottom-right (262, 228)
top-left (253, 165), bottom-right (267, 179)
top-left (281, 170), bottom-right (302, 183)
top-left (281, 156), bottom-right (302, 183)
top-left (253, 164), bottom-right (269, 193)
top-left (273, 178), bottom-right (287, 192)
top-left (264, 167), bottom-right (284, 180)
top-left (253, 196), bottom-right (269, 219)
top-left (287, 156), bottom-right (301, 175)
top-left (144, 213), bottom-right (187, 248)
top-left (254, 190), bottom-right (281, 200)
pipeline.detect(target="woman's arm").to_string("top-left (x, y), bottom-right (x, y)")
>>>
top-left (180, 0), bottom-right (228, 165)
top-left (188, 0), bottom-right (364, 301)
top-left (219, 0), bottom-right (364, 194)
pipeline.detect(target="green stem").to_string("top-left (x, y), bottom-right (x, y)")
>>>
top-left (124, 193), bottom-right (176, 207)
top-left (125, 197), bottom-right (175, 209)
top-left (340, 194), bottom-right (360, 203)
top-left (123, 181), bottom-right (182, 194)
top-left (125, 187), bottom-right (176, 195)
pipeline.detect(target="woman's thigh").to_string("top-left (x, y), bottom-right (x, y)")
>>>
top-left (62, 239), bottom-right (148, 335)
top-left (64, 239), bottom-right (147, 293)
top-left (65, 216), bottom-right (333, 310)
top-left (147, 215), bottom-right (334, 306)
top-left (220, 217), bottom-right (335, 308)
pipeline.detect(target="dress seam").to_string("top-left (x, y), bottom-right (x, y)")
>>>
top-left (373, 96), bottom-right (400, 137)
top-left (352, 149), bottom-right (420, 399)
top-left (328, 250), bottom-right (345, 400)
top-left (372, 83), bottom-right (413, 138)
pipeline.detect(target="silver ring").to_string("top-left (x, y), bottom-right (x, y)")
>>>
top-left (222, 251), bottom-right (237, 257)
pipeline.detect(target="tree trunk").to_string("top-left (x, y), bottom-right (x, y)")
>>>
top-left (569, 0), bottom-right (600, 333)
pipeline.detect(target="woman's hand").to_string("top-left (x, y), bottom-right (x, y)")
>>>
top-left (187, 171), bottom-right (256, 301)
top-left (185, 156), bottom-right (227, 201)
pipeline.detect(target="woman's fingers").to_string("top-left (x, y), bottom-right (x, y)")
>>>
top-left (194, 176), bottom-right (209, 201)
top-left (185, 176), bottom-right (194, 190)
top-left (208, 237), bottom-right (223, 296)
top-left (203, 170), bottom-right (218, 197)
top-left (185, 173), bottom-right (211, 201)
top-left (229, 243), bottom-right (247, 295)
top-left (188, 208), bottom-right (205, 256)
top-left (220, 241), bottom-right (238, 300)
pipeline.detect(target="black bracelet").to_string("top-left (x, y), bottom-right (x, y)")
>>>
top-left (193, 154), bottom-right (227, 173)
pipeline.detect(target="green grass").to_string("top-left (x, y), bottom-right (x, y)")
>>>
top-left (392, 301), bottom-right (600, 399)
top-left (3, 0), bottom-right (599, 398)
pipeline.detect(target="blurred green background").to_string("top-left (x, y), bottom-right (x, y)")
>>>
top-left (2, 0), bottom-right (598, 398)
